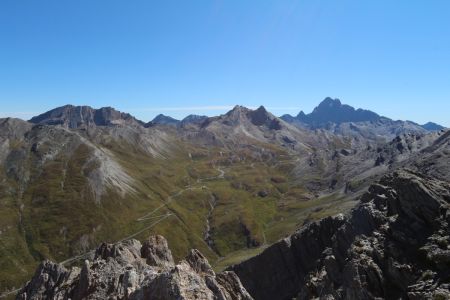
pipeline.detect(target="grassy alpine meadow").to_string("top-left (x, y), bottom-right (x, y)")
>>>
top-left (0, 135), bottom-right (356, 293)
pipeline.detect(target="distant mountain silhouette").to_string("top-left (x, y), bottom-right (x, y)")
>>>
top-left (180, 114), bottom-right (208, 125)
top-left (281, 97), bottom-right (381, 126)
top-left (421, 122), bottom-right (445, 131)
top-left (148, 114), bottom-right (180, 126)
top-left (281, 98), bottom-right (445, 135)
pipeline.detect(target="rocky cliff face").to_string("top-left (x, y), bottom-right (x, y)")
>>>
top-left (17, 235), bottom-right (252, 300)
top-left (29, 105), bottom-right (144, 128)
top-left (231, 169), bottom-right (450, 300)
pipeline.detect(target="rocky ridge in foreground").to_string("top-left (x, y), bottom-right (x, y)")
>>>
top-left (17, 236), bottom-right (252, 300)
top-left (231, 169), bottom-right (450, 300)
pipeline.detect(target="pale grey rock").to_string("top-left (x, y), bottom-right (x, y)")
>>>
top-left (185, 249), bottom-right (215, 276)
top-left (17, 236), bottom-right (252, 300)
top-left (140, 235), bottom-right (175, 268)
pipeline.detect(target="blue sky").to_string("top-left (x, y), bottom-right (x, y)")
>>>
top-left (0, 0), bottom-right (449, 126)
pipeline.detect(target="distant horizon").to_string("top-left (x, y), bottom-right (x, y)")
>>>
top-left (1, 1), bottom-right (449, 126)
top-left (0, 98), bottom-right (446, 127)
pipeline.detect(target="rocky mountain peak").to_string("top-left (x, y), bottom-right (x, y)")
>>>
top-left (217, 105), bottom-right (251, 126)
top-left (247, 106), bottom-right (272, 126)
top-left (421, 122), bottom-right (445, 131)
top-left (281, 98), bottom-right (383, 129)
top-left (316, 97), bottom-right (342, 108)
top-left (17, 235), bottom-right (253, 300)
top-left (296, 110), bottom-right (306, 118)
top-left (181, 114), bottom-right (208, 125)
top-left (308, 97), bottom-right (380, 125)
top-left (255, 105), bottom-right (268, 113)
top-left (29, 105), bottom-right (144, 129)
top-left (221, 105), bottom-right (283, 130)
top-left (281, 98), bottom-right (444, 139)
top-left (226, 105), bottom-right (250, 116)
top-left (149, 114), bottom-right (180, 126)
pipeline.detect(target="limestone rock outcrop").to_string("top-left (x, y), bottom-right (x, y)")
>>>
top-left (17, 235), bottom-right (252, 300)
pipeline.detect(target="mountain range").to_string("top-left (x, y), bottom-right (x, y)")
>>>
top-left (280, 97), bottom-right (443, 131)
top-left (0, 98), bottom-right (448, 299)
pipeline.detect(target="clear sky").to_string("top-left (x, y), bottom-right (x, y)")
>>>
top-left (0, 0), bottom-right (449, 126)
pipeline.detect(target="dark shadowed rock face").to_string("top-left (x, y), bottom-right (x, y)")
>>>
top-left (247, 106), bottom-right (270, 126)
top-left (181, 114), bottom-right (209, 125)
top-left (29, 105), bottom-right (144, 128)
top-left (148, 114), bottom-right (181, 126)
top-left (421, 122), bottom-right (446, 131)
top-left (17, 235), bottom-right (253, 300)
top-left (297, 97), bottom-right (381, 126)
top-left (231, 170), bottom-right (450, 300)
top-left (280, 98), bottom-right (433, 141)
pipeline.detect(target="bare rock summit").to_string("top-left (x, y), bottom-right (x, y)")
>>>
top-left (17, 235), bottom-right (252, 300)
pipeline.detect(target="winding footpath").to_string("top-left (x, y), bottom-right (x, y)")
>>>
top-left (0, 165), bottom-right (228, 299)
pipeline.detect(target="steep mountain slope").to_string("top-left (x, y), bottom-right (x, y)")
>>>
top-left (301, 130), bottom-right (446, 195)
top-left (407, 129), bottom-right (450, 181)
top-left (9, 129), bottom-right (450, 300)
top-left (0, 103), bottom-right (445, 295)
top-left (0, 117), bottom-right (182, 291)
top-left (231, 130), bottom-right (450, 300)
top-left (0, 106), bottom-right (356, 293)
